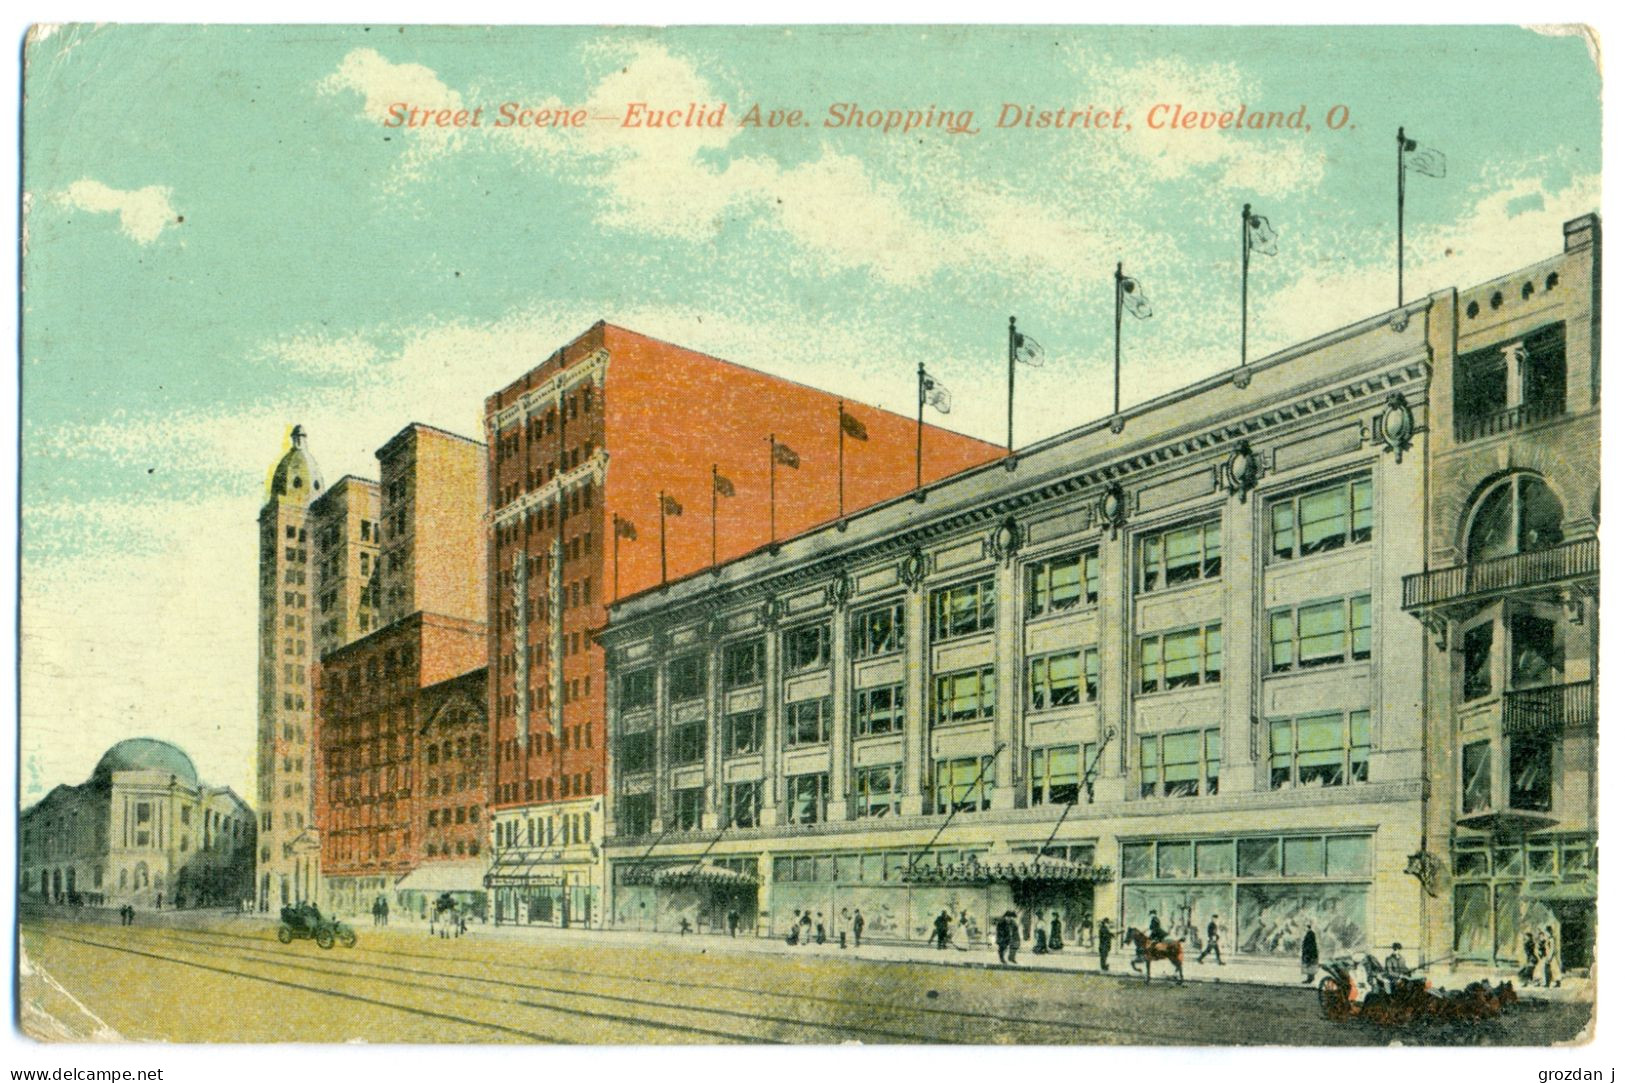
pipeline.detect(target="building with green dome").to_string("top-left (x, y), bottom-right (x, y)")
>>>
top-left (20, 738), bottom-right (256, 908)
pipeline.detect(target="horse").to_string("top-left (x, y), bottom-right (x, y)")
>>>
top-left (1123, 927), bottom-right (1185, 983)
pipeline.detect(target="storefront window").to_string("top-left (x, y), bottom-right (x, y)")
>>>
top-left (1326, 836), bottom-right (1371, 877)
top-left (1283, 837), bottom-right (1325, 877)
top-left (1238, 838), bottom-right (1280, 878)
top-left (1453, 883), bottom-right (1492, 958)
top-left (1463, 622), bottom-right (1495, 701)
top-left (1156, 841), bottom-right (1193, 878)
top-left (1120, 842), bottom-right (1153, 880)
top-left (1196, 840), bottom-right (1235, 877)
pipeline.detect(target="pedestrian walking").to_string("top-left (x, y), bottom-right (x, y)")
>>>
top-left (799, 909), bottom-right (813, 945)
top-left (1098, 917), bottom-right (1115, 971)
top-left (1300, 922), bottom-right (1320, 983)
top-left (1538, 925), bottom-right (1559, 987)
top-left (1198, 913), bottom-right (1225, 965)
top-left (1002, 911), bottom-right (1020, 965)
top-left (1049, 912), bottom-right (1064, 954)
top-left (381, 897), bottom-right (389, 926)
top-left (727, 908), bottom-right (739, 937)
top-left (815, 913), bottom-right (827, 945)
top-left (933, 909), bottom-right (952, 950)
top-left (1521, 929), bottom-right (1539, 986)
top-left (995, 911), bottom-right (1012, 964)
top-left (852, 909), bottom-right (864, 948)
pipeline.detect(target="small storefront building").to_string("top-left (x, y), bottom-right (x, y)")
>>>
top-left (1449, 832), bottom-right (1596, 975)
top-left (395, 858), bottom-right (488, 921)
top-left (611, 859), bottom-right (760, 934)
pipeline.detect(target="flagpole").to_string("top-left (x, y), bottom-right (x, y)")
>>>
top-left (768, 435), bottom-right (777, 545)
top-left (837, 402), bottom-right (846, 519)
top-left (658, 493), bottom-right (668, 586)
top-left (1397, 126), bottom-right (1406, 308)
top-left (1113, 262), bottom-right (1124, 415)
top-left (711, 464), bottom-right (719, 570)
top-left (612, 513), bottom-right (621, 601)
top-left (1241, 203), bottom-right (1251, 366)
top-left (1006, 316), bottom-right (1016, 454)
top-left (915, 364), bottom-right (924, 492)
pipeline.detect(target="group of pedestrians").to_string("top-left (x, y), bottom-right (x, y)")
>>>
top-left (784, 907), bottom-right (868, 948)
top-left (370, 895), bottom-right (391, 926)
top-left (1521, 925), bottom-right (1562, 987)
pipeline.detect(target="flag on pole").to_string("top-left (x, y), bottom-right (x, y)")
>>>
top-left (1402, 138), bottom-right (1446, 178)
top-left (772, 441), bottom-right (802, 469)
top-left (1246, 212), bottom-right (1279, 257)
top-left (713, 471), bottom-right (736, 497)
top-left (921, 371), bottom-right (952, 414)
top-left (1012, 332), bottom-right (1045, 367)
top-left (840, 408), bottom-right (869, 441)
top-left (1118, 276), bottom-right (1154, 320)
top-left (614, 517), bottom-right (638, 540)
top-left (661, 493), bottom-right (684, 516)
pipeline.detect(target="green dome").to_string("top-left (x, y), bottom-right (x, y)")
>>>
top-left (92, 738), bottom-right (199, 787)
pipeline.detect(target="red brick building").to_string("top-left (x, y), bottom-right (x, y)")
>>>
top-left (314, 612), bottom-right (485, 915)
top-left (482, 322), bottom-right (1003, 926)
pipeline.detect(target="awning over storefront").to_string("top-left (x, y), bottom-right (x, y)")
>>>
top-left (621, 862), bottom-right (759, 887)
top-left (904, 854), bottom-right (1115, 885)
top-left (483, 851), bottom-right (568, 888)
top-left (1524, 878), bottom-right (1597, 902)
top-left (394, 859), bottom-right (487, 895)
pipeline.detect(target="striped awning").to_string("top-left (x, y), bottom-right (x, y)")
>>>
top-left (904, 855), bottom-right (1115, 885)
top-left (622, 862), bottom-right (758, 888)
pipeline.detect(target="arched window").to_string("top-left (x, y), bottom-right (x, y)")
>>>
top-left (1465, 475), bottom-right (1564, 562)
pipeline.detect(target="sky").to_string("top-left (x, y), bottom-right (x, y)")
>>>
top-left (17, 24), bottom-right (1601, 805)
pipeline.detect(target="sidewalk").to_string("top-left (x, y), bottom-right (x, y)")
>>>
top-left (53, 901), bottom-right (1590, 1006)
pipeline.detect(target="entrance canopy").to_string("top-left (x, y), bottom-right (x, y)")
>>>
top-left (624, 862), bottom-right (759, 887)
top-left (1524, 878), bottom-right (1596, 902)
top-left (395, 859), bottom-right (487, 895)
top-left (904, 854), bottom-right (1114, 885)
top-left (484, 851), bottom-right (566, 888)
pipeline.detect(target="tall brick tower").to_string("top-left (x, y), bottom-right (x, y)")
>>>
top-left (255, 425), bottom-right (324, 909)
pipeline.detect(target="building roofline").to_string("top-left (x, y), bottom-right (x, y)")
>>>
top-left (486, 320), bottom-right (1003, 451)
top-left (376, 421), bottom-right (486, 461)
top-left (610, 293), bottom-right (1436, 613)
top-left (319, 609), bottom-right (488, 663)
top-left (311, 474), bottom-right (380, 507)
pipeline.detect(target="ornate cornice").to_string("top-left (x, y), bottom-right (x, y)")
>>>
top-left (491, 449), bottom-right (610, 528)
top-left (492, 348), bottom-right (610, 433)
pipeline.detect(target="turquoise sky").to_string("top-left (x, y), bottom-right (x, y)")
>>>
top-left (19, 25), bottom-right (1600, 802)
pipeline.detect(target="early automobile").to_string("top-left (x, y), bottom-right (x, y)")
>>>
top-left (277, 904), bottom-right (358, 950)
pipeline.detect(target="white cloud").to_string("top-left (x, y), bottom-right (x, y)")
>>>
top-left (1072, 53), bottom-right (1327, 198)
top-left (318, 48), bottom-right (469, 184)
top-left (56, 179), bottom-right (177, 245)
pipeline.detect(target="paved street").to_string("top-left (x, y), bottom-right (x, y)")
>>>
top-left (20, 909), bottom-right (1592, 1045)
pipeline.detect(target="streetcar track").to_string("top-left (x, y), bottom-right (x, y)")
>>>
top-left (136, 927), bottom-right (889, 1044)
top-left (125, 922), bottom-right (1224, 1044)
top-left (31, 926), bottom-right (782, 1044)
top-left (29, 927), bottom-right (576, 1044)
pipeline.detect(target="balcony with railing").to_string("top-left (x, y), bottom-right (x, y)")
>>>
top-left (1402, 537), bottom-right (1598, 612)
top-left (1503, 680), bottom-right (1596, 738)
top-left (1454, 399), bottom-right (1566, 444)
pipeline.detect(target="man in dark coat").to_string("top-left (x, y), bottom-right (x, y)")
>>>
top-left (852, 908), bottom-right (865, 948)
top-left (1300, 922), bottom-right (1320, 983)
top-left (933, 910), bottom-right (952, 950)
top-left (1002, 912), bottom-right (1020, 965)
top-left (1147, 911), bottom-right (1167, 942)
top-left (1098, 917), bottom-right (1115, 971)
top-left (1198, 913), bottom-right (1224, 965)
top-left (994, 912), bottom-right (1012, 964)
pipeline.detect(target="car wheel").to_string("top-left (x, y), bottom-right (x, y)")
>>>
top-left (277, 925), bottom-right (293, 944)
top-left (316, 927), bottom-right (335, 949)
top-left (340, 929), bottom-right (357, 948)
